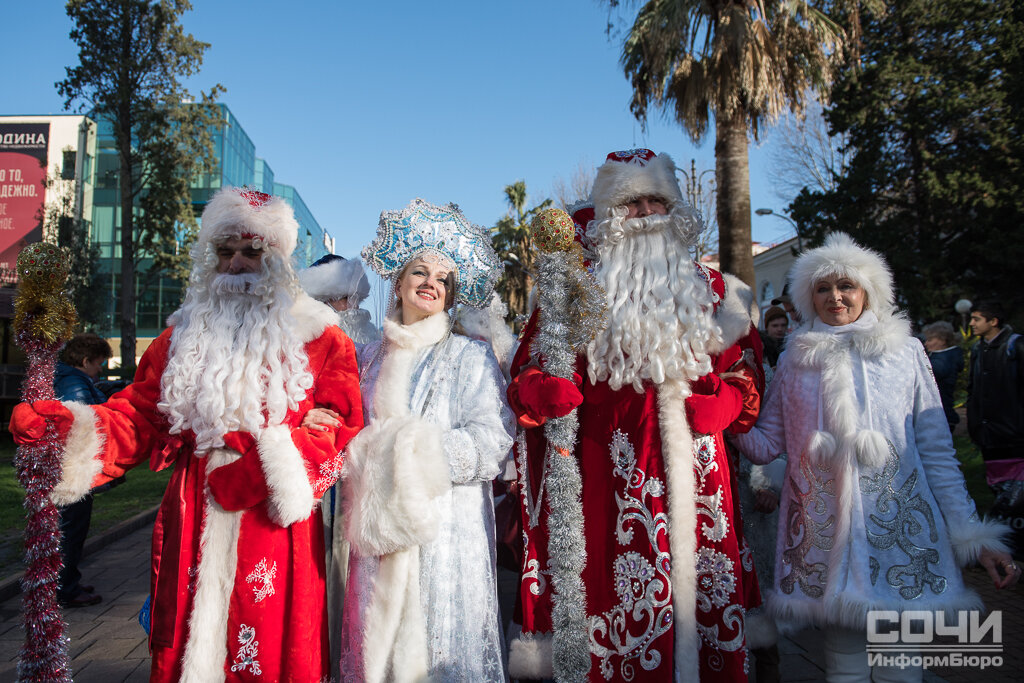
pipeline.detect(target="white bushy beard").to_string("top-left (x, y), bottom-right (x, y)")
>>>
top-left (158, 254), bottom-right (314, 454)
top-left (586, 205), bottom-right (722, 393)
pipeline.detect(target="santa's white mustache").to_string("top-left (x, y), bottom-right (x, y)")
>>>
top-left (210, 272), bottom-right (266, 296)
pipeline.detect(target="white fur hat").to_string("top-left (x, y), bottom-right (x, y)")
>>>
top-left (197, 186), bottom-right (298, 257)
top-left (298, 254), bottom-right (371, 305)
top-left (788, 232), bottom-right (896, 324)
top-left (590, 149), bottom-right (684, 218)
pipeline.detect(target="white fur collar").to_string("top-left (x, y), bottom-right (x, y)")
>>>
top-left (710, 273), bottom-right (758, 352)
top-left (382, 310), bottom-right (450, 350)
top-left (786, 310), bottom-right (910, 368)
top-left (291, 292), bottom-right (340, 343)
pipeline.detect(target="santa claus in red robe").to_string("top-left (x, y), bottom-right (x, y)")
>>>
top-left (11, 186), bottom-right (363, 682)
top-left (507, 149), bottom-right (763, 681)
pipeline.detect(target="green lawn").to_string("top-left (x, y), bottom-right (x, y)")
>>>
top-left (0, 438), bottom-right (170, 579)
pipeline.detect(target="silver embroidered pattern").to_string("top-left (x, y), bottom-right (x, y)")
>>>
top-left (695, 485), bottom-right (729, 542)
top-left (230, 624), bottom-right (262, 675)
top-left (859, 440), bottom-right (946, 599)
top-left (695, 547), bottom-right (737, 612)
top-left (780, 457), bottom-right (835, 598)
top-left (869, 556), bottom-right (880, 586)
top-left (696, 604), bottom-right (746, 659)
top-left (312, 451), bottom-right (344, 499)
top-left (522, 557), bottom-right (549, 597)
top-left (589, 430), bottom-right (672, 681)
top-left (246, 558), bottom-right (277, 603)
top-left (739, 538), bottom-right (754, 574)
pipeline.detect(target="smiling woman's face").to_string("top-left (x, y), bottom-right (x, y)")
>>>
top-left (396, 257), bottom-right (451, 324)
top-left (812, 275), bottom-right (866, 326)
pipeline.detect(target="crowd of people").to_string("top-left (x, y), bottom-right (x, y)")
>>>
top-left (8, 149), bottom-right (1021, 682)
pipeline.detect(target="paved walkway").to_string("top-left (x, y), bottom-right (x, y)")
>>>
top-left (0, 520), bottom-right (1019, 681)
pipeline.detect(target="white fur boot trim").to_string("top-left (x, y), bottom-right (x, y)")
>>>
top-left (948, 517), bottom-right (1012, 566)
top-left (50, 402), bottom-right (105, 506)
top-left (745, 608), bottom-right (779, 649)
top-left (181, 448), bottom-right (244, 683)
top-left (342, 415), bottom-right (449, 557)
top-left (361, 547), bottom-right (431, 683)
top-left (508, 630), bottom-right (554, 679)
top-left (656, 379), bottom-right (700, 681)
top-left (257, 424), bottom-right (316, 527)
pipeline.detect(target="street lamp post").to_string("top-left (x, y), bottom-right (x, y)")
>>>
top-left (755, 207), bottom-right (803, 252)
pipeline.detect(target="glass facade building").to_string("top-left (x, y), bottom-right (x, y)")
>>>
top-left (90, 103), bottom-right (332, 339)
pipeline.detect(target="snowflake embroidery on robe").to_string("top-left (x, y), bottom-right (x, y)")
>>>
top-left (695, 547), bottom-right (737, 612)
top-left (246, 558), bottom-right (277, 603)
top-left (230, 624), bottom-right (262, 675)
top-left (313, 451), bottom-right (345, 499)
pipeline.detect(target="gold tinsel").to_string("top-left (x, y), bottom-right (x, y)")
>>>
top-left (14, 243), bottom-right (77, 344)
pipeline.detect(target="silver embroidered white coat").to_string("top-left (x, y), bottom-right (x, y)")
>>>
top-left (735, 312), bottom-right (1009, 631)
top-left (338, 311), bottom-right (515, 682)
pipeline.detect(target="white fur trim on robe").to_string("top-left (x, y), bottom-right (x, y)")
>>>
top-left (258, 424), bottom-right (316, 527)
top-left (180, 448), bottom-right (244, 683)
top-left (50, 401), bottom-right (105, 506)
top-left (657, 379), bottom-right (700, 681)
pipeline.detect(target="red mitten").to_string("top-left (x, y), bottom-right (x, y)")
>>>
top-left (10, 400), bottom-right (73, 446)
top-left (206, 431), bottom-right (268, 511)
top-left (724, 372), bottom-right (760, 434)
top-left (507, 366), bottom-right (583, 428)
top-left (685, 373), bottom-right (742, 435)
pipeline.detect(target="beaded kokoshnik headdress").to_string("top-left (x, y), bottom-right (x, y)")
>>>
top-left (362, 198), bottom-right (503, 308)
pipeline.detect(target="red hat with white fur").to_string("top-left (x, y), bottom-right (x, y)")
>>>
top-left (590, 149), bottom-right (683, 219)
top-left (197, 186), bottom-right (299, 257)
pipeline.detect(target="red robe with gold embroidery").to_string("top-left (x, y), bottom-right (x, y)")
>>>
top-left (51, 299), bottom-right (362, 682)
top-left (508, 267), bottom-right (761, 682)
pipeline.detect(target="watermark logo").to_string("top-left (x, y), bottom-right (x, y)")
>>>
top-left (865, 610), bottom-right (1003, 670)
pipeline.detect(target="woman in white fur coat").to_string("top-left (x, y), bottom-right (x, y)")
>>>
top-left (734, 233), bottom-right (1018, 682)
top-left (310, 200), bottom-right (515, 682)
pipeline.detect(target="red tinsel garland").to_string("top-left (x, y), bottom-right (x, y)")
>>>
top-left (13, 242), bottom-right (76, 683)
top-left (14, 336), bottom-right (72, 682)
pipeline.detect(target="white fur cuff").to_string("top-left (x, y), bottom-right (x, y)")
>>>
top-left (50, 402), bottom-right (105, 506)
top-left (258, 425), bottom-right (316, 527)
top-left (508, 631), bottom-right (554, 679)
top-left (342, 415), bottom-right (451, 557)
top-left (948, 517), bottom-right (1012, 566)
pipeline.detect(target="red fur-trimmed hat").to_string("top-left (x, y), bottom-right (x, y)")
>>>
top-left (590, 149), bottom-right (683, 219)
top-left (197, 186), bottom-right (299, 257)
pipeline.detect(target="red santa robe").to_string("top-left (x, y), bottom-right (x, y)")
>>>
top-left (49, 296), bottom-right (363, 683)
top-left (507, 267), bottom-right (762, 682)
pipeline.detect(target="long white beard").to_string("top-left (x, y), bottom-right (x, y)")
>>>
top-left (586, 211), bottom-right (722, 393)
top-left (158, 270), bottom-right (314, 454)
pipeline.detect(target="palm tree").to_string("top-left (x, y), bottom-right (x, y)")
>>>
top-left (491, 181), bottom-right (552, 326)
top-left (606, 0), bottom-right (867, 285)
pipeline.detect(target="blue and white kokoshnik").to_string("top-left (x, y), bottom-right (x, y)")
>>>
top-left (362, 198), bottom-right (503, 308)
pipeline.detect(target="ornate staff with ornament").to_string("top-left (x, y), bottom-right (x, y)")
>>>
top-left (12, 243), bottom-right (76, 682)
top-left (527, 208), bottom-right (605, 682)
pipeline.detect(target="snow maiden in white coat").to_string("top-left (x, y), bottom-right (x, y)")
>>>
top-left (328, 199), bottom-right (515, 682)
top-left (734, 233), bottom-right (1019, 682)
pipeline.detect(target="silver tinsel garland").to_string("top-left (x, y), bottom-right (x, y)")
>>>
top-left (528, 207), bottom-right (606, 682)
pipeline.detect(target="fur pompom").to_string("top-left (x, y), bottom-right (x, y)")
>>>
top-left (853, 430), bottom-right (888, 469)
top-left (342, 415), bottom-right (451, 557)
top-left (806, 430), bottom-right (837, 464)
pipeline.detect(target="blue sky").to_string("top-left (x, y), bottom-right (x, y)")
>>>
top-left (5, 1), bottom-right (800, 262)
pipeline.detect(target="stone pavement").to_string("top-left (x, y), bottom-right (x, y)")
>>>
top-left (0, 518), bottom-right (1019, 682)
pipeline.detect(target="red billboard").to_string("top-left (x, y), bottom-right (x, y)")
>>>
top-left (0, 123), bottom-right (49, 279)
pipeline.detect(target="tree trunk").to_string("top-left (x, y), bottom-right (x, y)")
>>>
top-left (117, 7), bottom-right (136, 378)
top-left (714, 112), bottom-right (756, 287)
